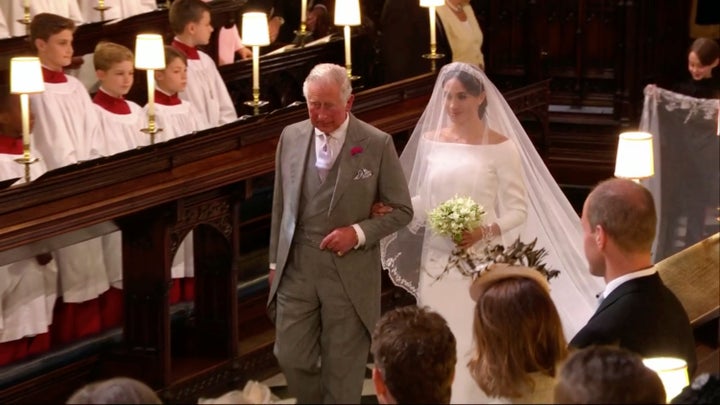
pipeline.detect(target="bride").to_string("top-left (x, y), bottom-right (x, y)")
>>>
top-left (380, 62), bottom-right (604, 404)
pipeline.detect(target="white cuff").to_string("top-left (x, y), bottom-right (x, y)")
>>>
top-left (351, 224), bottom-right (365, 249)
top-left (269, 263), bottom-right (276, 270)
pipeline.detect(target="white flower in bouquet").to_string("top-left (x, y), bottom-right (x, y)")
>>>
top-left (428, 195), bottom-right (486, 243)
top-left (426, 196), bottom-right (486, 280)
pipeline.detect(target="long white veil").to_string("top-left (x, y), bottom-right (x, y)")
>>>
top-left (639, 85), bottom-right (720, 261)
top-left (380, 62), bottom-right (604, 338)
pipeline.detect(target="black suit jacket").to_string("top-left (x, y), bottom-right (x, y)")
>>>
top-left (570, 273), bottom-right (697, 375)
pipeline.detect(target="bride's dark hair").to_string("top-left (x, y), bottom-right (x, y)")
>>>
top-left (443, 68), bottom-right (488, 118)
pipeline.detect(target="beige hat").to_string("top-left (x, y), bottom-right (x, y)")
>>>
top-left (469, 263), bottom-right (550, 302)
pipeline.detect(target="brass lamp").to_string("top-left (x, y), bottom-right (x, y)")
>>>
top-left (295, 0), bottom-right (312, 44)
top-left (18, 0), bottom-right (31, 36)
top-left (642, 357), bottom-right (689, 403)
top-left (420, 0), bottom-right (445, 71)
top-left (134, 33), bottom-right (165, 144)
top-left (10, 56), bottom-right (44, 183)
top-left (94, 0), bottom-right (112, 21)
top-left (242, 12), bottom-right (270, 115)
top-left (334, 0), bottom-right (361, 80)
top-left (614, 131), bottom-right (654, 182)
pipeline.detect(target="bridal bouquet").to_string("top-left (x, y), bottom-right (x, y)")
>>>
top-left (427, 195), bottom-right (486, 280)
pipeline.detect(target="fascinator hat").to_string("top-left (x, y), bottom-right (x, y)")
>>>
top-left (469, 264), bottom-right (550, 302)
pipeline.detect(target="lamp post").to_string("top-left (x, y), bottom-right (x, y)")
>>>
top-left (614, 131), bottom-right (654, 183)
top-left (334, 0), bottom-right (361, 81)
top-left (420, 0), bottom-right (445, 72)
top-left (10, 56), bottom-right (44, 183)
top-left (134, 34), bottom-right (165, 145)
top-left (242, 12), bottom-right (270, 115)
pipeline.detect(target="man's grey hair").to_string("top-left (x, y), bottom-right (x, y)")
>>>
top-left (66, 377), bottom-right (162, 404)
top-left (302, 63), bottom-right (352, 103)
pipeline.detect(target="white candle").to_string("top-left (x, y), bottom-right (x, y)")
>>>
top-left (252, 47), bottom-right (260, 89)
top-left (20, 93), bottom-right (30, 146)
top-left (344, 25), bottom-right (351, 67)
top-left (98, 0), bottom-right (105, 8)
top-left (301, 0), bottom-right (307, 23)
top-left (23, 0), bottom-right (30, 9)
top-left (147, 70), bottom-right (155, 117)
top-left (429, 6), bottom-right (437, 46)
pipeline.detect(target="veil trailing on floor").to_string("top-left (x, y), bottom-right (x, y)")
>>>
top-left (380, 62), bottom-right (604, 338)
top-left (639, 85), bottom-right (720, 261)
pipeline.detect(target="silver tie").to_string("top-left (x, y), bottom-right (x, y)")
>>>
top-left (316, 133), bottom-right (333, 183)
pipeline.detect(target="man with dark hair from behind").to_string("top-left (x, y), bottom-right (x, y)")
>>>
top-left (371, 305), bottom-right (456, 404)
top-left (554, 345), bottom-right (666, 404)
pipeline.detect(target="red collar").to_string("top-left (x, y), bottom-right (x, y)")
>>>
top-left (0, 135), bottom-right (23, 155)
top-left (154, 89), bottom-right (181, 106)
top-left (172, 39), bottom-right (200, 60)
top-left (42, 67), bottom-right (67, 83)
top-left (93, 89), bottom-right (131, 114)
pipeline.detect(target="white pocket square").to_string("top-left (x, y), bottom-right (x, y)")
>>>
top-left (353, 168), bottom-right (373, 180)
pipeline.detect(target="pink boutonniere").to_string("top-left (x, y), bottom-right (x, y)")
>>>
top-left (351, 146), bottom-right (363, 156)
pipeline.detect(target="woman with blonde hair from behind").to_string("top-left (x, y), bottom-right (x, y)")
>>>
top-left (468, 262), bottom-right (568, 403)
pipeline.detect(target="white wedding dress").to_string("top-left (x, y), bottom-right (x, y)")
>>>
top-left (381, 62), bottom-right (605, 404)
top-left (415, 140), bottom-right (525, 404)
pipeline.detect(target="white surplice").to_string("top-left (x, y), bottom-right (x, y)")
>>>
top-left (77, 0), bottom-right (156, 22)
top-left (0, 151), bottom-right (57, 342)
top-left (180, 50), bottom-right (237, 127)
top-left (95, 98), bottom-right (148, 290)
top-left (1, 0), bottom-right (84, 37)
top-left (0, 6), bottom-right (9, 38)
top-left (30, 74), bottom-right (109, 304)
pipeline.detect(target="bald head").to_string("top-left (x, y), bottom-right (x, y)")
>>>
top-left (584, 178), bottom-right (657, 253)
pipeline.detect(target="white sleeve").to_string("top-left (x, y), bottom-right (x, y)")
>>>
top-left (495, 141), bottom-right (528, 234)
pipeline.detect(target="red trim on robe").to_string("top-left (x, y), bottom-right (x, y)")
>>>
top-left (154, 90), bottom-right (182, 106)
top-left (0, 339), bottom-right (28, 366)
top-left (182, 278), bottom-right (195, 302)
top-left (42, 67), bottom-right (67, 83)
top-left (93, 89), bottom-right (131, 115)
top-left (51, 298), bottom-right (102, 346)
top-left (99, 287), bottom-right (124, 330)
top-left (172, 39), bottom-right (200, 60)
top-left (169, 280), bottom-right (182, 305)
top-left (0, 135), bottom-right (23, 155)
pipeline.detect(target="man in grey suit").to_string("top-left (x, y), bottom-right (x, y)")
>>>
top-left (267, 63), bottom-right (413, 404)
top-left (570, 178), bottom-right (696, 375)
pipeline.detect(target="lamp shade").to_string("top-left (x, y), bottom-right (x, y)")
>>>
top-left (134, 34), bottom-right (166, 70)
top-left (334, 0), bottom-right (361, 26)
top-left (642, 357), bottom-right (689, 403)
top-left (242, 12), bottom-right (270, 46)
top-left (420, 0), bottom-right (444, 6)
top-left (614, 131), bottom-right (654, 180)
top-left (10, 57), bottom-right (44, 94)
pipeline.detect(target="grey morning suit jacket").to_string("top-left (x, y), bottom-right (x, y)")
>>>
top-left (267, 114), bottom-right (413, 332)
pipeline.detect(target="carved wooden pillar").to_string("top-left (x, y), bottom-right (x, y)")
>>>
top-left (119, 205), bottom-right (175, 388)
top-left (113, 189), bottom-right (239, 390)
top-left (184, 191), bottom-right (239, 359)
